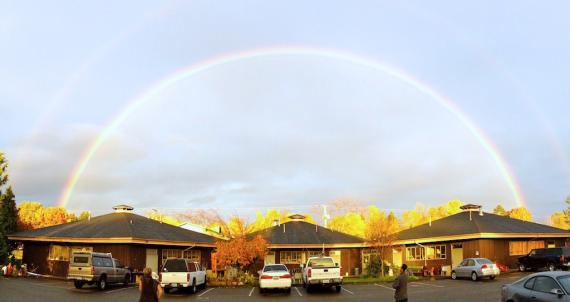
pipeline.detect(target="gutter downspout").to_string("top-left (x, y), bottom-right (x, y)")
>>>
top-left (415, 242), bottom-right (428, 267)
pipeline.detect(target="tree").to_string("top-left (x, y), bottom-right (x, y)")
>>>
top-left (507, 207), bottom-right (532, 221)
top-left (365, 209), bottom-right (399, 277)
top-left (17, 201), bottom-right (78, 230)
top-left (564, 196), bottom-right (570, 226)
top-left (550, 211), bottom-right (570, 230)
top-left (78, 211), bottom-right (90, 221)
top-left (214, 235), bottom-right (268, 271)
top-left (328, 212), bottom-right (366, 238)
top-left (493, 204), bottom-right (507, 216)
top-left (0, 152), bottom-right (17, 264)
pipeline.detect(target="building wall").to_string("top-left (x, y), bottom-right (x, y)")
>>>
top-left (400, 243), bottom-right (452, 269)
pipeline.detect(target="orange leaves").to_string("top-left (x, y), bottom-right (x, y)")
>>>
top-left (17, 201), bottom-right (77, 231)
top-left (215, 235), bottom-right (268, 268)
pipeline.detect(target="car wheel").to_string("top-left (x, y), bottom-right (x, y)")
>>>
top-left (74, 280), bottom-right (84, 289)
top-left (490, 275), bottom-right (496, 280)
top-left (335, 285), bottom-right (342, 293)
top-left (123, 274), bottom-right (130, 286)
top-left (164, 287), bottom-right (171, 294)
top-left (519, 264), bottom-right (526, 272)
top-left (451, 271), bottom-right (457, 280)
top-left (548, 263), bottom-right (556, 271)
top-left (259, 287), bottom-right (265, 294)
top-left (97, 276), bottom-right (107, 290)
top-left (471, 272), bottom-right (478, 281)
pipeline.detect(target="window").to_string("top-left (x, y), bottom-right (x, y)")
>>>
top-left (114, 259), bottom-right (124, 268)
top-left (280, 251), bottom-right (302, 264)
top-left (48, 245), bottom-right (70, 261)
top-left (425, 245), bottom-right (446, 260)
top-left (460, 259), bottom-right (468, 266)
top-left (307, 250), bottom-right (322, 258)
top-left (509, 241), bottom-right (544, 256)
top-left (101, 257), bottom-right (113, 267)
top-left (161, 249), bottom-right (202, 265)
top-left (533, 276), bottom-right (561, 293)
top-left (189, 262), bottom-right (196, 272)
top-left (524, 277), bottom-right (536, 290)
top-left (264, 265), bottom-right (288, 272)
top-left (406, 246), bottom-right (424, 260)
top-left (467, 260), bottom-right (475, 266)
top-left (407, 245), bottom-right (446, 261)
top-left (308, 258), bottom-right (335, 268)
top-left (557, 275), bottom-right (570, 293)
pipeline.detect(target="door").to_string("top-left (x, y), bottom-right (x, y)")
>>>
top-left (451, 245), bottom-right (463, 269)
top-left (528, 276), bottom-right (566, 302)
top-left (455, 259), bottom-right (468, 277)
top-left (392, 248), bottom-right (403, 268)
top-left (146, 249), bottom-right (158, 273)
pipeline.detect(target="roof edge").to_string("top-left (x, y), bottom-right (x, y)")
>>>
top-left (394, 232), bottom-right (570, 245)
top-left (8, 236), bottom-right (216, 247)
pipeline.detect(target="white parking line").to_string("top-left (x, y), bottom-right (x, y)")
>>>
top-left (411, 282), bottom-right (444, 288)
top-left (341, 287), bottom-right (354, 295)
top-left (294, 286), bottom-right (303, 296)
top-left (249, 287), bottom-right (255, 296)
top-left (105, 286), bottom-right (135, 294)
top-left (374, 283), bottom-right (395, 291)
top-left (198, 288), bottom-right (215, 297)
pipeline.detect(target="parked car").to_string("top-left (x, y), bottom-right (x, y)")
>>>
top-left (451, 258), bottom-right (500, 281)
top-left (501, 271), bottom-right (570, 302)
top-left (159, 259), bottom-right (206, 294)
top-left (301, 256), bottom-right (342, 292)
top-left (68, 252), bottom-right (131, 290)
top-left (518, 247), bottom-right (570, 272)
top-left (258, 264), bottom-right (292, 294)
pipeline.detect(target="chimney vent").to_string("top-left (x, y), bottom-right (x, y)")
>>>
top-left (113, 204), bottom-right (134, 213)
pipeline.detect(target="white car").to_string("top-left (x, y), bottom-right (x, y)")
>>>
top-left (259, 264), bottom-right (292, 294)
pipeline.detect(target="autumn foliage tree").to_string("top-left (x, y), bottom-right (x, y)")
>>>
top-left (17, 201), bottom-right (78, 230)
top-left (365, 209), bottom-right (399, 277)
top-left (215, 235), bottom-right (267, 271)
top-left (507, 207), bottom-right (532, 221)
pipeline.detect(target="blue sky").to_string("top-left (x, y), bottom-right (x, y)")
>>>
top-left (1, 1), bottom-right (569, 222)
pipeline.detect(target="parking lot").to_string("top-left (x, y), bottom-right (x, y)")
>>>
top-left (0, 273), bottom-right (531, 302)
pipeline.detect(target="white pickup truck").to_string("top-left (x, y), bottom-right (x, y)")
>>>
top-left (301, 256), bottom-right (342, 292)
top-left (159, 259), bottom-right (207, 294)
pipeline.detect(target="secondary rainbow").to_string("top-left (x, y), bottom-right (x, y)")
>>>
top-left (57, 46), bottom-right (527, 209)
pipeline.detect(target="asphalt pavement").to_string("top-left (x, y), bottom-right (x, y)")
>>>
top-left (0, 273), bottom-right (531, 301)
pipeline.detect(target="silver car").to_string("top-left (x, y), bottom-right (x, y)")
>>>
top-left (451, 258), bottom-right (500, 281)
top-left (502, 271), bottom-right (570, 302)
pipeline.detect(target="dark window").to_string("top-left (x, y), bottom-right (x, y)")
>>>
top-left (163, 259), bottom-right (188, 272)
top-left (467, 260), bottom-right (475, 266)
top-left (535, 249), bottom-right (546, 256)
top-left (114, 259), bottom-right (123, 268)
top-left (460, 259), bottom-right (468, 266)
top-left (101, 257), bottom-right (113, 267)
top-left (308, 258), bottom-right (335, 268)
top-left (264, 265), bottom-right (288, 272)
top-left (189, 262), bottom-right (196, 272)
top-left (524, 277), bottom-right (535, 290)
top-left (533, 276), bottom-right (561, 293)
top-left (73, 256), bottom-right (89, 264)
top-left (92, 256), bottom-right (103, 267)
top-left (529, 250), bottom-right (537, 256)
top-left (476, 259), bottom-right (493, 265)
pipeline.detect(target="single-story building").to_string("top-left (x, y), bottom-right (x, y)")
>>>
top-left (386, 204), bottom-right (570, 273)
top-left (8, 205), bottom-right (218, 277)
top-left (249, 214), bottom-right (367, 276)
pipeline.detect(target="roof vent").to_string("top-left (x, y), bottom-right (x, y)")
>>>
top-left (288, 214), bottom-right (305, 221)
top-left (460, 204), bottom-right (482, 221)
top-left (273, 219), bottom-right (280, 227)
top-left (113, 204), bottom-right (134, 213)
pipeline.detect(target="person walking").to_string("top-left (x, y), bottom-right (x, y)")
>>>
top-left (392, 263), bottom-right (408, 302)
top-left (139, 267), bottom-right (163, 302)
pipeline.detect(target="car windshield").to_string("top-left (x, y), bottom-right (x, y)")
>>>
top-left (264, 265), bottom-right (287, 272)
top-left (163, 260), bottom-right (188, 272)
top-left (557, 275), bottom-right (570, 293)
top-left (477, 259), bottom-right (493, 264)
top-left (308, 258), bottom-right (335, 268)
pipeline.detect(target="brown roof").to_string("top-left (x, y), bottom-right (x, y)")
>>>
top-left (250, 220), bottom-right (365, 246)
top-left (9, 212), bottom-right (216, 246)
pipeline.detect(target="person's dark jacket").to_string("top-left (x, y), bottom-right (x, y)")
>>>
top-left (139, 276), bottom-right (159, 302)
top-left (392, 272), bottom-right (408, 301)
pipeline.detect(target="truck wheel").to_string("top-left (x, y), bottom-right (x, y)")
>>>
top-left (123, 274), bottom-right (130, 286)
top-left (519, 264), bottom-right (526, 272)
top-left (97, 276), bottom-right (107, 290)
top-left (74, 280), bottom-right (84, 289)
top-left (548, 263), bottom-right (556, 271)
top-left (191, 279), bottom-right (197, 294)
top-left (286, 287), bottom-right (291, 294)
top-left (335, 285), bottom-right (342, 293)
top-left (164, 287), bottom-right (171, 294)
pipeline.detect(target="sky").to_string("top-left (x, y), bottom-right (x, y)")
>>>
top-left (0, 1), bottom-right (569, 223)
